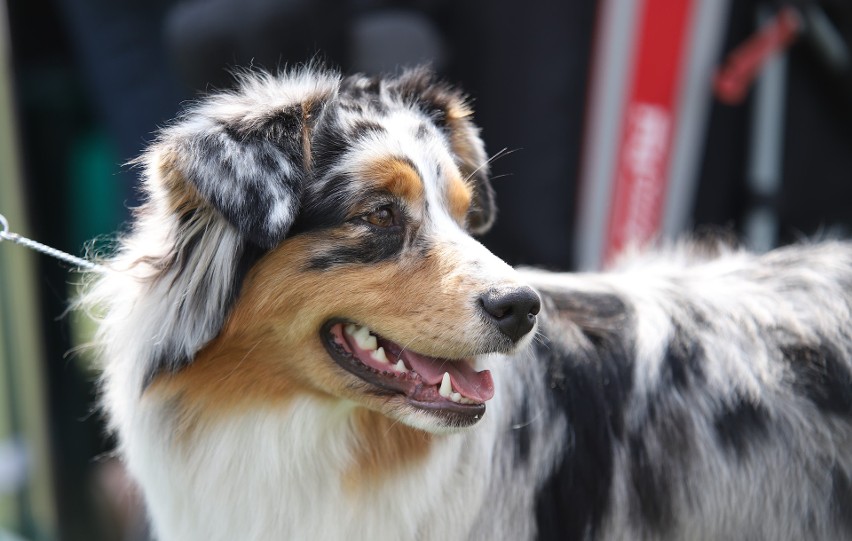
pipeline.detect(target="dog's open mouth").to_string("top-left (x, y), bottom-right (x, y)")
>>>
top-left (321, 320), bottom-right (494, 417)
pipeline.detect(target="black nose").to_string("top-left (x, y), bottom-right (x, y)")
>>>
top-left (479, 286), bottom-right (541, 342)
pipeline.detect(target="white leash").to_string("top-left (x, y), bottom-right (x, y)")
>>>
top-left (0, 213), bottom-right (107, 273)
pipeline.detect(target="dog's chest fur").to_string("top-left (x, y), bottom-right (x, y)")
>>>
top-left (125, 367), bottom-right (556, 541)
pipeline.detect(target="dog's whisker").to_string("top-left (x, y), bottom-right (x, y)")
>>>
top-left (488, 173), bottom-right (514, 183)
top-left (463, 147), bottom-right (520, 185)
top-left (510, 407), bottom-right (544, 430)
top-left (215, 341), bottom-right (262, 384)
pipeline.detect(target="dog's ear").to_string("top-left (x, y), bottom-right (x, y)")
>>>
top-left (117, 70), bottom-right (341, 385)
top-left (393, 69), bottom-right (496, 235)
top-left (159, 71), bottom-right (339, 248)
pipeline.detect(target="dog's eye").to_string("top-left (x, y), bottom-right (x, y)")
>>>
top-left (363, 206), bottom-right (397, 228)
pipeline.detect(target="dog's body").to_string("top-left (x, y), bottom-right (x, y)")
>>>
top-left (85, 67), bottom-right (852, 540)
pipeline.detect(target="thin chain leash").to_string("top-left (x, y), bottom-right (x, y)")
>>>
top-left (0, 213), bottom-right (107, 273)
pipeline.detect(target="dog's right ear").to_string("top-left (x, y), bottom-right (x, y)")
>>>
top-left (156, 71), bottom-right (340, 249)
top-left (391, 69), bottom-right (496, 235)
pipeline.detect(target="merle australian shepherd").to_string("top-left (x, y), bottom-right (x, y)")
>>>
top-left (83, 67), bottom-right (852, 540)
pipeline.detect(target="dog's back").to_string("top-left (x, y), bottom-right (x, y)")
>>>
top-left (519, 242), bottom-right (852, 540)
top-left (83, 67), bottom-right (852, 540)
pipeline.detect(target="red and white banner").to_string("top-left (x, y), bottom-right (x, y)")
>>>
top-left (604, 0), bottom-right (694, 264)
top-left (575, 0), bottom-right (731, 269)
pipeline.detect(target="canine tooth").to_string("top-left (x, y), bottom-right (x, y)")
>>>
top-left (370, 347), bottom-right (389, 364)
top-left (450, 392), bottom-right (462, 403)
top-left (439, 372), bottom-right (452, 398)
top-left (393, 360), bottom-right (407, 373)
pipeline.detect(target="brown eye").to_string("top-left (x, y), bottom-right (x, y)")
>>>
top-left (364, 206), bottom-right (396, 227)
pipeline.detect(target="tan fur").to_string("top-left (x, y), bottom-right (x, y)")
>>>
top-left (361, 157), bottom-right (425, 202)
top-left (145, 232), bottom-right (486, 439)
top-left (345, 408), bottom-right (433, 488)
top-left (441, 99), bottom-right (482, 182)
top-left (301, 101), bottom-right (314, 172)
top-left (156, 147), bottom-right (206, 215)
top-left (447, 173), bottom-right (473, 222)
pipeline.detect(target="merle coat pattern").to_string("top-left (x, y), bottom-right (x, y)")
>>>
top-left (84, 66), bottom-right (852, 541)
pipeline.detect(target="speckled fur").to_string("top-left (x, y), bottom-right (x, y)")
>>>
top-left (83, 67), bottom-right (852, 540)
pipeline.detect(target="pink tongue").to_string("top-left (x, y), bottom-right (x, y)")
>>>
top-left (403, 351), bottom-right (495, 402)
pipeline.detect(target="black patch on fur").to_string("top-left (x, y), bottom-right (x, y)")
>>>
top-left (782, 341), bottom-right (852, 416)
top-left (627, 405), bottom-right (692, 533)
top-left (306, 229), bottom-right (405, 270)
top-left (290, 173), bottom-right (355, 235)
top-left (390, 70), bottom-right (456, 126)
top-left (532, 301), bottom-right (634, 540)
top-left (547, 290), bottom-right (627, 321)
top-left (225, 105), bottom-right (304, 162)
top-left (202, 137), bottom-right (300, 248)
top-left (623, 327), bottom-right (703, 532)
top-left (831, 467), bottom-right (852, 533)
top-left (511, 393), bottom-right (533, 464)
top-left (340, 76), bottom-right (389, 115)
top-left (177, 102), bottom-right (310, 250)
top-left (349, 120), bottom-right (386, 141)
top-left (662, 325), bottom-right (705, 390)
top-left (310, 113), bottom-right (351, 180)
top-left (627, 432), bottom-right (673, 532)
top-left (141, 240), bottom-right (267, 390)
top-left (713, 396), bottom-right (769, 456)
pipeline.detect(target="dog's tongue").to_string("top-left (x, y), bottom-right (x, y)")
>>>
top-left (402, 351), bottom-right (494, 402)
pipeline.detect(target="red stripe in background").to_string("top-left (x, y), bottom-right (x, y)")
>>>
top-left (604, 0), bottom-right (696, 266)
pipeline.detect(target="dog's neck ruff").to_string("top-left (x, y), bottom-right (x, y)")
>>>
top-left (129, 363), bottom-right (524, 541)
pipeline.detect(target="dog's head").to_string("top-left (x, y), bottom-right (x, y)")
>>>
top-left (132, 67), bottom-right (539, 432)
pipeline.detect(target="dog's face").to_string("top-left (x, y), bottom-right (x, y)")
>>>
top-left (142, 68), bottom-right (539, 432)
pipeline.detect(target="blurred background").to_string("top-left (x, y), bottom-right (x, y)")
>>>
top-left (0, 0), bottom-right (850, 539)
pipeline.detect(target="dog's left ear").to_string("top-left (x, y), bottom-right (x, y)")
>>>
top-left (120, 71), bottom-right (341, 383)
top-left (394, 70), bottom-right (497, 235)
top-left (158, 71), bottom-right (339, 248)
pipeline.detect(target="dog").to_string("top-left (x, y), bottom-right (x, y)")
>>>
top-left (83, 66), bottom-right (852, 540)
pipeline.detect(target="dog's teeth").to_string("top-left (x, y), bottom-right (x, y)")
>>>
top-left (393, 360), bottom-right (407, 373)
top-left (371, 347), bottom-right (389, 364)
top-left (352, 325), bottom-right (370, 341)
top-left (353, 326), bottom-right (378, 351)
top-left (344, 323), bottom-right (357, 337)
top-left (450, 392), bottom-right (462, 403)
top-left (439, 372), bottom-right (452, 398)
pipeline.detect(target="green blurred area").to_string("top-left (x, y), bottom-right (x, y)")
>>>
top-left (0, 9), bottom-right (56, 539)
top-left (1, 1), bottom-right (127, 539)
